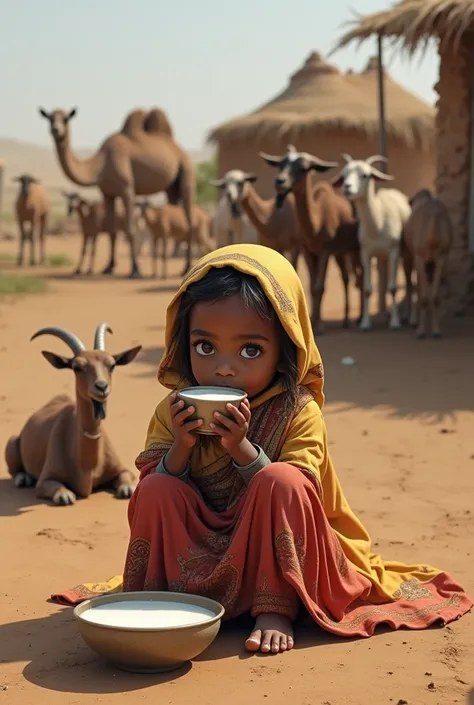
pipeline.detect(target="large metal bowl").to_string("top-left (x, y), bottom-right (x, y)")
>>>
top-left (74, 591), bottom-right (225, 673)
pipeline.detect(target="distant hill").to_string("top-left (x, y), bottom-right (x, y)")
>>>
top-left (0, 138), bottom-right (215, 218)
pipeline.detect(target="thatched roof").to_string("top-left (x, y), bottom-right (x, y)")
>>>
top-left (208, 51), bottom-right (435, 149)
top-left (333, 0), bottom-right (474, 55)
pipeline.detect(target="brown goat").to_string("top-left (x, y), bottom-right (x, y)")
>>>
top-left (4, 323), bottom-right (141, 506)
top-left (403, 189), bottom-right (453, 338)
top-left (14, 174), bottom-right (50, 266)
top-left (260, 146), bottom-right (362, 334)
top-left (63, 192), bottom-right (129, 275)
top-left (209, 170), bottom-right (301, 271)
top-left (135, 200), bottom-right (213, 278)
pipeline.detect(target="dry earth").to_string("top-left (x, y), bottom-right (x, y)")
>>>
top-left (0, 234), bottom-right (473, 705)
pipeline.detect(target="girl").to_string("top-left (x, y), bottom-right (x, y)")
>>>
top-left (54, 244), bottom-right (471, 654)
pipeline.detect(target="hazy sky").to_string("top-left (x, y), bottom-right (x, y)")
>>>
top-left (0, 0), bottom-right (438, 151)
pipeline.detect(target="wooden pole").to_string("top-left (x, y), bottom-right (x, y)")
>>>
top-left (377, 35), bottom-right (388, 172)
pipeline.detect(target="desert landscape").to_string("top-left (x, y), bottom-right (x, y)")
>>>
top-left (0, 233), bottom-right (473, 705)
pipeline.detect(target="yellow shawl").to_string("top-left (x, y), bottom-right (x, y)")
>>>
top-left (90, 245), bottom-right (443, 602)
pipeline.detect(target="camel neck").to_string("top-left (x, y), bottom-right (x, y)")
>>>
top-left (293, 174), bottom-right (322, 241)
top-left (241, 185), bottom-right (272, 234)
top-left (54, 134), bottom-right (104, 187)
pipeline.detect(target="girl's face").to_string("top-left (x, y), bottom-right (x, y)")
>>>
top-left (189, 295), bottom-right (280, 399)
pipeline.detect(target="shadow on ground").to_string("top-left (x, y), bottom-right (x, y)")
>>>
top-left (311, 316), bottom-right (474, 422)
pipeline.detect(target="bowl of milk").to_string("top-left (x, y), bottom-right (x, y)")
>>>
top-left (176, 386), bottom-right (247, 434)
top-left (74, 591), bottom-right (225, 673)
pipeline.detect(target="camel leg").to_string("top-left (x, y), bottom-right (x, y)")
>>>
top-left (430, 255), bottom-right (447, 339)
top-left (102, 195), bottom-right (118, 275)
top-left (359, 249), bottom-right (373, 331)
top-left (161, 235), bottom-right (168, 279)
top-left (75, 230), bottom-right (88, 275)
top-left (387, 246), bottom-right (401, 330)
top-left (334, 252), bottom-right (350, 328)
top-left (39, 215), bottom-right (46, 265)
top-left (88, 234), bottom-right (99, 275)
top-left (177, 169), bottom-right (195, 277)
top-left (414, 255), bottom-right (429, 339)
top-left (302, 250), bottom-right (319, 333)
top-left (17, 222), bottom-right (27, 266)
top-left (150, 235), bottom-right (158, 278)
top-left (122, 189), bottom-right (142, 279)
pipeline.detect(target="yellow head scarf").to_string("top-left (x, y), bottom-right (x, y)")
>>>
top-left (157, 244), bottom-right (325, 408)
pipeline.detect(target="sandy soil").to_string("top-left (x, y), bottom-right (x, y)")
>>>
top-left (0, 234), bottom-right (473, 705)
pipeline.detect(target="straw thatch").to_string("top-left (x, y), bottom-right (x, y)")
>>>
top-left (208, 51), bottom-right (435, 149)
top-left (333, 0), bottom-right (474, 55)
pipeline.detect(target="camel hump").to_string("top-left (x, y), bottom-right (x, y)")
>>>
top-left (120, 109), bottom-right (149, 136)
top-left (144, 108), bottom-right (174, 138)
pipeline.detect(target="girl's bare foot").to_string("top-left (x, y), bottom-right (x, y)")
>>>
top-left (245, 613), bottom-right (294, 654)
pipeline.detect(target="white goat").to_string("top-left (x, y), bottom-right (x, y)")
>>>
top-left (212, 187), bottom-right (258, 247)
top-left (332, 154), bottom-right (411, 331)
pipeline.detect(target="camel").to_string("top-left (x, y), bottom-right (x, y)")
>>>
top-left (135, 200), bottom-right (213, 278)
top-left (13, 174), bottom-right (50, 266)
top-left (403, 189), bottom-right (453, 338)
top-left (38, 106), bottom-right (196, 278)
top-left (209, 170), bottom-right (300, 270)
top-left (4, 323), bottom-right (142, 506)
top-left (260, 146), bottom-right (363, 333)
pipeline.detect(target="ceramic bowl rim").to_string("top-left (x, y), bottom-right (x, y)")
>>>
top-left (73, 590), bottom-right (225, 633)
top-left (177, 385), bottom-right (247, 401)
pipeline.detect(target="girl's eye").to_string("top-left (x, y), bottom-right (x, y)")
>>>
top-left (240, 345), bottom-right (262, 360)
top-left (194, 341), bottom-right (215, 356)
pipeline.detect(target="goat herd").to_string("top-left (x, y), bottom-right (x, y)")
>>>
top-left (11, 144), bottom-right (452, 339)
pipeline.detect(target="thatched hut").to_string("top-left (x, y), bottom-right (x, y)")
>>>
top-left (208, 51), bottom-right (435, 199)
top-left (334, 0), bottom-right (474, 314)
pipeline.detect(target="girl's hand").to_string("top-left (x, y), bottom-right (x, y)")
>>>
top-left (169, 392), bottom-right (203, 449)
top-left (210, 398), bottom-right (251, 454)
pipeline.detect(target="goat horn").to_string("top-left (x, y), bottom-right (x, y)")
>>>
top-left (366, 155), bottom-right (388, 166)
top-left (341, 153), bottom-right (353, 164)
top-left (94, 322), bottom-right (113, 350)
top-left (30, 327), bottom-right (86, 355)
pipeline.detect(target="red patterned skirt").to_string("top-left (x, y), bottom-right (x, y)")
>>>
top-left (123, 463), bottom-right (472, 637)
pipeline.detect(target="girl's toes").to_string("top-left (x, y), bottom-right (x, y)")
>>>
top-left (245, 630), bottom-right (261, 652)
top-left (261, 632), bottom-right (272, 653)
top-left (287, 636), bottom-right (294, 650)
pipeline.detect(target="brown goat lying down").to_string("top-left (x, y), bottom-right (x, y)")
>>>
top-left (4, 323), bottom-right (141, 506)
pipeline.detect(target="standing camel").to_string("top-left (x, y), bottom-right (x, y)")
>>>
top-left (38, 107), bottom-right (196, 278)
top-left (260, 146), bottom-right (362, 333)
top-left (14, 174), bottom-right (50, 267)
top-left (209, 170), bottom-right (300, 271)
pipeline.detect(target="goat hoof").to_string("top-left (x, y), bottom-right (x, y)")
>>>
top-left (128, 270), bottom-right (142, 280)
top-left (14, 471), bottom-right (36, 488)
top-left (115, 484), bottom-right (135, 499)
top-left (432, 332), bottom-right (442, 340)
top-left (416, 331), bottom-right (426, 340)
top-left (53, 489), bottom-right (76, 506)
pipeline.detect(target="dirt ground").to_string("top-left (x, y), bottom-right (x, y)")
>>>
top-left (0, 233), bottom-right (473, 705)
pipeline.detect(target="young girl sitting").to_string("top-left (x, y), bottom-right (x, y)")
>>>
top-left (53, 244), bottom-right (472, 654)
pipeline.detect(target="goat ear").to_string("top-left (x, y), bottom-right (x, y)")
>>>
top-left (113, 345), bottom-right (142, 366)
top-left (41, 351), bottom-right (72, 369)
top-left (38, 108), bottom-right (50, 120)
top-left (67, 107), bottom-right (78, 121)
top-left (331, 173), bottom-right (345, 189)
top-left (209, 179), bottom-right (225, 188)
top-left (244, 173), bottom-right (258, 183)
top-left (310, 162), bottom-right (337, 174)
